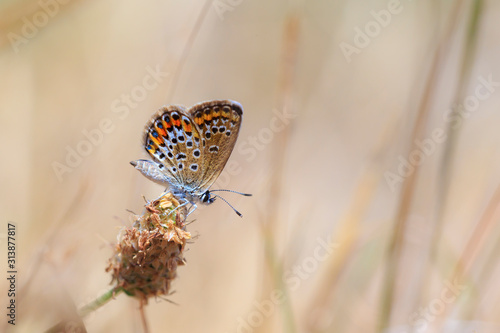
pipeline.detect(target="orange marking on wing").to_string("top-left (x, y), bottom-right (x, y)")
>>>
top-left (156, 127), bottom-right (167, 137)
top-left (183, 122), bottom-right (192, 133)
top-left (203, 113), bottom-right (212, 122)
top-left (162, 119), bottom-right (172, 130)
top-left (173, 119), bottom-right (181, 127)
top-left (146, 146), bottom-right (156, 154)
top-left (195, 117), bottom-right (203, 125)
top-left (149, 133), bottom-right (164, 146)
top-left (156, 135), bottom-right (165, 144)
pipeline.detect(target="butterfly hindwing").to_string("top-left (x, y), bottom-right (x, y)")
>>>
top-left (188, 100), bottom-right (243, 192)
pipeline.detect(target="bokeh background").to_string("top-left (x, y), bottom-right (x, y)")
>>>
top-left (1, 0), bottom-right (500, 332)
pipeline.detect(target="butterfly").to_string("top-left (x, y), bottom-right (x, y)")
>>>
top-left (130, 100), bottom-right (251, 216)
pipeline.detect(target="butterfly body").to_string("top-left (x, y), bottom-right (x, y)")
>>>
top-left (129, 159), bottom-right (213, 205)
top-left (131, 100), bottom-right (244, 208)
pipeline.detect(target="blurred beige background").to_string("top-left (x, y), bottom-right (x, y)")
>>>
top-left (1, 0), bottom-right (500, 332)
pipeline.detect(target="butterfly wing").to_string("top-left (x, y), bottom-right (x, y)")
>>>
top-left (131, 100), bottom-right (243, 197)
top-left (188, 100), bottom-right (243, 192)
top-left (133, 104), bottom-right (203, 189)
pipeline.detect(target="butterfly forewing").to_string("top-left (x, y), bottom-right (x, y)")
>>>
top-left (143, 105), bottom-right (201, 188)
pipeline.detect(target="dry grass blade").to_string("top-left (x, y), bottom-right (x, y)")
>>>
top-left (255, 13), bottom-right (300, 333)
top-left (429, 184), bottom-right (500, 331)
top-left (304, 167), bottom-right (378, 331)
top-left (166, 0), bottom-right (214, 101)
top-left (432, 0), bottom-right (485, 262)
top-left (424, 0), bottom-right (486, 328)
top-left (435, 0), bottom-right (485, 249)
top-left (304, 112), bottom-right (402, 331)
top-left (379, 0), bottom-right (468, 330)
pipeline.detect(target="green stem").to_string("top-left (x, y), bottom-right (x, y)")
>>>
top-left (44, 287), bottom-right (123, 333)
top-left (78, 286), bottom-right (123, 317)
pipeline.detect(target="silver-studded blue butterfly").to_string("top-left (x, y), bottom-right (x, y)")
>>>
top-left (131, 100), bottom-right (251, 216)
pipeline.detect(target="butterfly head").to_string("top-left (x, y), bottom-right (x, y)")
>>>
top-left (199, 190), bottom-right (215, 205)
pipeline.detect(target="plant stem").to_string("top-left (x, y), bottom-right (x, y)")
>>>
top-left (78, 286), bottom-right (123, 318)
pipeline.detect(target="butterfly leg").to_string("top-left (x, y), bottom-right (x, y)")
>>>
top-left (150, 189), bottom-right (170, 203)
top-left (186, 203), bottom-right (198, 217)
top-left (165, 199), bottom-right (190, 219)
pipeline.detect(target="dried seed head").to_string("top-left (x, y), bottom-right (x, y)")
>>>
top-left (106, 193), bottom-right (190, 303)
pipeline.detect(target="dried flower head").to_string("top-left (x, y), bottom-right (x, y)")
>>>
top-left (106, 193), bottom-right (191, 303)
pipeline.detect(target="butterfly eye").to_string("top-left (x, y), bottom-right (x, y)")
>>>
top-left (200, 191), bottom-right (212, 203)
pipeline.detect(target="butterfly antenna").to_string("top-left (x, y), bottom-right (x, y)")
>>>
top-left (210, 189), bottom-right (252, 197)
top-left (212, 194), bottom-right (243, 217)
